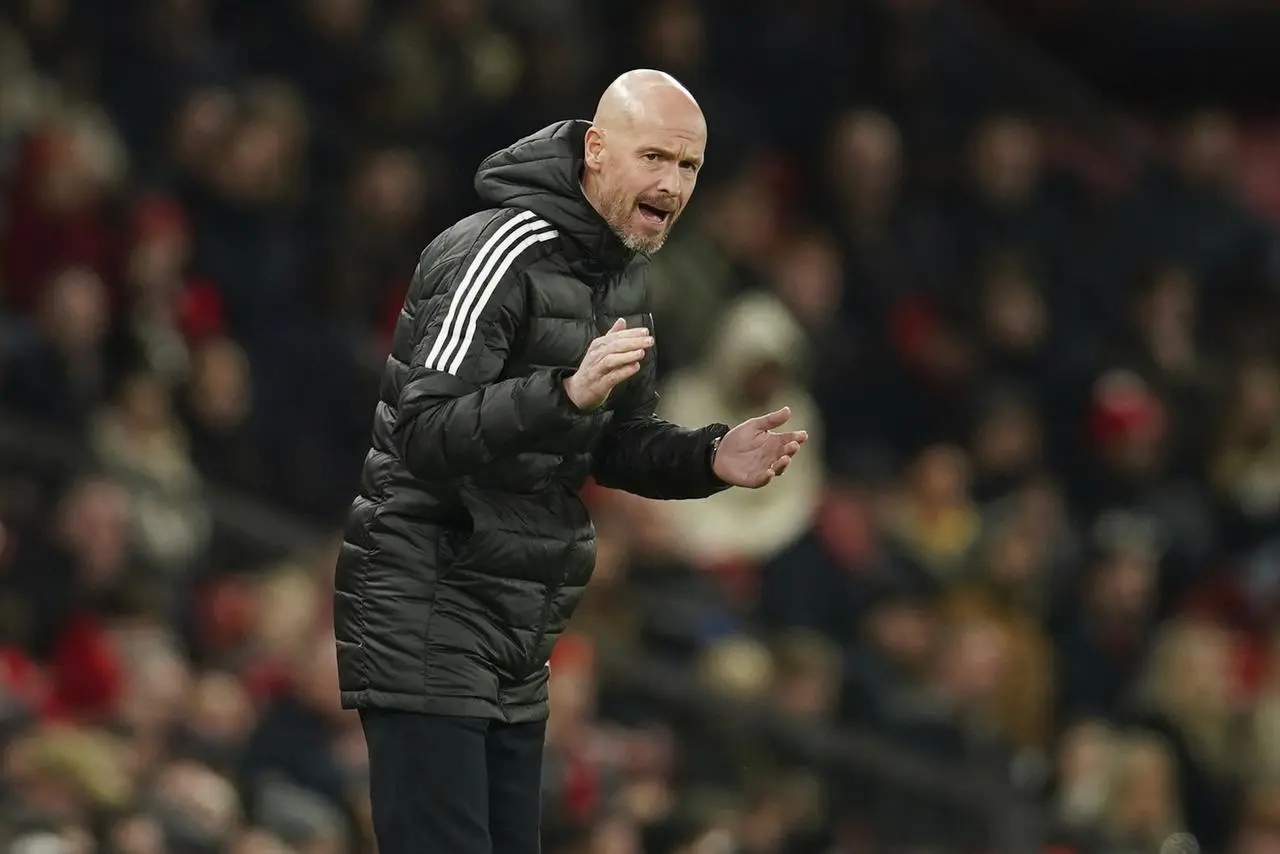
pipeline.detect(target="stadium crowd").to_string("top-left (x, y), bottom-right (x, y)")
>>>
top-left (1, 1), bottom-right (1279, 853)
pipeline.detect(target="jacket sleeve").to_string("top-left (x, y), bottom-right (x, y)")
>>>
top-left (591, 354), bottom-right (730, 500)
top-left (392, 223), bottom-right (588, 481)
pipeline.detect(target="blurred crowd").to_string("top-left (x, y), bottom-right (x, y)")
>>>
top-left (2, 1), bottom-right (1280, 854)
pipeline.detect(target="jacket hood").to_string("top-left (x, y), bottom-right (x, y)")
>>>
top-left (474, 119), bottom-right (636, 274)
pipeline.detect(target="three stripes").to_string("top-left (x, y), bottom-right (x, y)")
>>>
top-left (424, 210), bottom-right (558, 376)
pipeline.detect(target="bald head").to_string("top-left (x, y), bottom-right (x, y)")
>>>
top-left (581, 70), bottom-right (706, 255)
top-left (592, 69), bottom-right (704, 134)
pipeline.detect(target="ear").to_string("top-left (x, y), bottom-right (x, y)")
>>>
top-left (583, 126), bottom-right (605, 172)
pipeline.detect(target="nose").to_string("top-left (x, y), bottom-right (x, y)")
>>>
top-left (655, 163), bottom-right (683, 198)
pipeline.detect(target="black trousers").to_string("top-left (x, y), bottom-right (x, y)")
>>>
top-left (360, 709), bottom-right (546, 854)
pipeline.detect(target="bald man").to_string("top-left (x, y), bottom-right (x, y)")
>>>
top-left (335, 70), bottom-right (807, 854)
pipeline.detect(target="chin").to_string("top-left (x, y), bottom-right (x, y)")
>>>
top-left (617, 229), bottom-right (668, 256)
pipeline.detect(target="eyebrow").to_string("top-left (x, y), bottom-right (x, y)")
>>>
top-left (644, 145), bottom-right (702, 167)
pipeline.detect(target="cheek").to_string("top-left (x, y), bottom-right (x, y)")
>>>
top-left (617, 184), bottom-right (641, 213)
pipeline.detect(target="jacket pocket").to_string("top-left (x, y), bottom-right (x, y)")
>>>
top-left (434, 497), bottom-right (476, 575)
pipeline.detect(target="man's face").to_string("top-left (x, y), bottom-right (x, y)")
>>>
top-left (585, 107), bottom-right (705, 255)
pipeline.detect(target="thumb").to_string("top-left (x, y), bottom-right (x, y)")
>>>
top-left (750, 407), bottom-right (792, 431)
top-left (609, 317), bottom-right (626, 332)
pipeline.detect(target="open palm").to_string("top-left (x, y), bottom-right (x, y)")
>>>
top-left (712, 407), bottom-right (809, 489)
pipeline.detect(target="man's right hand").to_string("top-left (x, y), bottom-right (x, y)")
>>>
top-left (563, 318), bottom-right (654, 410)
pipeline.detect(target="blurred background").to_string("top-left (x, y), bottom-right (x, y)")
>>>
top-left (2, 0), bottom-right (1280, 853)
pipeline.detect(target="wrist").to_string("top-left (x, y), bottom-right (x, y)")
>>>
top-left (561, 375), bottom-right (585, 411)
top-left (707, 429), bottom-right (729, 485)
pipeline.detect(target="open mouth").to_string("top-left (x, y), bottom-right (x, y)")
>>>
top-left (637, 203), bottom-right (671, 225)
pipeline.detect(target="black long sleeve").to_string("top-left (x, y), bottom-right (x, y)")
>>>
top-left (591, 356), bottom-right (730, 499)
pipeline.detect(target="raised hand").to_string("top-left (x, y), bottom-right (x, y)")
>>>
top-left (563, 318), bottom-right (654, 411)
top-left (713, 407), bottom-right (808, 488)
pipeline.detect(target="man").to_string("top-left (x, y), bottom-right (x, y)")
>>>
top-left (334, 69), bottom-right (808, 854)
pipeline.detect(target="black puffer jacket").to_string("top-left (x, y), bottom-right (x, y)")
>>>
top-left (334, 120), bottom-right (730, 722)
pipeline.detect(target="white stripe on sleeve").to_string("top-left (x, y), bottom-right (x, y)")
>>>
top-left (442, 225), bottom-right (559, 376)
top-left (424, 210), bottom-right (531, 370)
top-left (424, 212), bottom-right (557, 375)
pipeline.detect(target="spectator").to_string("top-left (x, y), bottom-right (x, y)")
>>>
top-left (1050, 720), bottom-right (1117, 851)
top-left (4, 266), bottom-right (114, 429)
top-left (940, 514), bottom-right (1057, 752)
top-left (946, 113), bottom-right (1065, 280)
top-left (968, 388), bottom-right (1046, 503)
top-left (90, 370), bottom-right (211, 582)
top-left (1131, 621), bottom-right (1245, 850)
top-left (1055, 527), bottom-right (1161, 722)
top-left (0, 108), bottom-right (127, 314)
top-left (823, 109), bottom-right (946, 337)
top-left (1211, 355), bottom-right (1280, 550)
top-left (0, 477), bottom-right (133, 674)
top-left (108, 195), bottom-right (226, 389)
top-left (884, 444), bottom-right (983, 583)
top-left (769, 631), bottom-right (841, 724)
top-left (1097, 733), bottom-right (1186, 854)
top-left (658, 291), bottom-right (824, 566)
top-left (840, 574), bottom-right (939, 732)
top-left (178, 337), bottom-right (267, 499)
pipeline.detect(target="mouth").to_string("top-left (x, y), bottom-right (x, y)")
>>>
top-left (636, 203), bottom-right (672, 226)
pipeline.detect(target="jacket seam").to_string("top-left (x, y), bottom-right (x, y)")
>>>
top-left (354, 503), bottom-right (384, 690)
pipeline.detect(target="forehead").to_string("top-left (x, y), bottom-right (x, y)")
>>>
top-left (625, 105), bottom-right (706, 157)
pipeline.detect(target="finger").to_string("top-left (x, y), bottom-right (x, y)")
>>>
top-left (601, 328), bottom-right (652, 344)
top-left (610, 317), bottom-right (627, 332)
top-left (770, 430), bottom-right (807, 446)
top-left (771, 455), bottom-right (793, 476)
top-left (750, 407), bottom-right (791, 431)
top-left (599, 361), bottom-right (643, 387)
top-left (600, 350), bottom-right (647, 371)
top-left (780, 441), bottom-right (802, 458)
top-left (597, 334), bottom-right (654, 355)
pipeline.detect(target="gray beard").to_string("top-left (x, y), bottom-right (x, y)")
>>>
top-left (583, 181), bottom-right (671, 255)
top-left (601, 195), bottom-right (669, 255)
top-left (614, 225), bottom-right (665, 256)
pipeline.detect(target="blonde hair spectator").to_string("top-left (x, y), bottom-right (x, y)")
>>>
top-left (1136, 620), bottom-right (1243, 777)
top-left (1101, 733), bottom-right (1185, 852)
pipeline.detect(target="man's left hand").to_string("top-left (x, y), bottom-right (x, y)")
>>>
top-left (713, 407), bottom-right (808, 489)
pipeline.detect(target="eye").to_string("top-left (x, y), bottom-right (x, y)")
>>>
top-left (643, 152), bottom-right (661, 162)
top-left (681, 161), bottom-right (699, 173)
